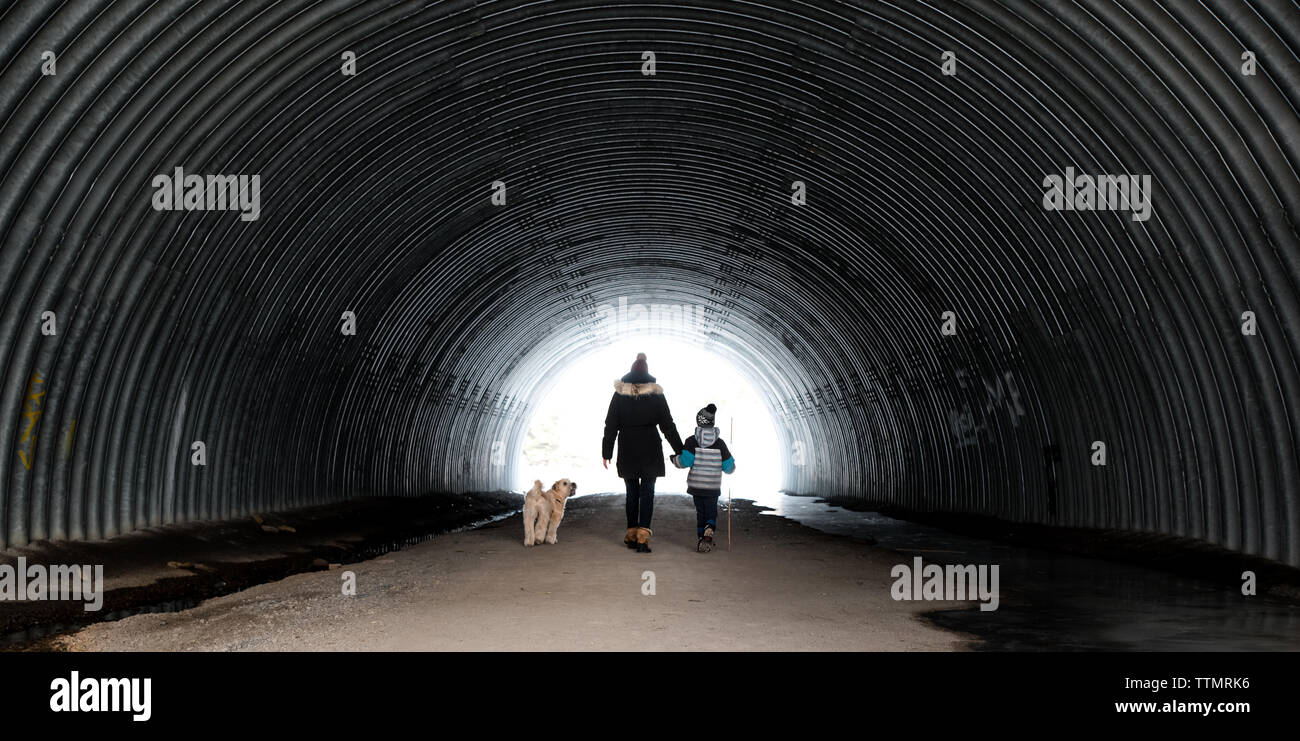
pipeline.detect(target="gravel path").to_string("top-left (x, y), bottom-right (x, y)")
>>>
top-left (61, 494), bottom-right (968, 651)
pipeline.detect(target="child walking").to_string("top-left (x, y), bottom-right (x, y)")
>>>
top-left (672, 404), bottom-right (736, 552)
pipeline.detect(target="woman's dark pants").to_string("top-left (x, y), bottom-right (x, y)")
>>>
top-left (624, 477), bottom-right (656, 528)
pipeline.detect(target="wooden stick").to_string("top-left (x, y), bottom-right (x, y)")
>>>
top-left (728, 416), bottom-right (733, 552)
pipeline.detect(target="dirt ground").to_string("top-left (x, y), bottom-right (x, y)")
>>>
top-left (60, 494), bottom-right (969, 651)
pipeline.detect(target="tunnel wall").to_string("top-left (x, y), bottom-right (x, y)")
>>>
top-left (1, 1), bottom-right (1297, 567)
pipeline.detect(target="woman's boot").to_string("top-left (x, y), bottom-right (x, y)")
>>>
top-left (624, 527), bottom-right (639, 549)
top-left (635, 527), bottom-right (653, 553)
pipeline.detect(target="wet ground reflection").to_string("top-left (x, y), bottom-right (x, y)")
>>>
top-left (743, 490), bottom-right (1300, 651)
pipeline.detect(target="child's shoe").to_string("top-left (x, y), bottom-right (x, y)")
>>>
top-left (698, 523), bottom-right (715, 552)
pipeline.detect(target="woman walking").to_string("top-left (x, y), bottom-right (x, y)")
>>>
top-left (602, 353), bottom-right (684, 553)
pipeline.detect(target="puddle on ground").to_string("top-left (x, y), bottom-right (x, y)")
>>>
top-left (738, 489), bottom-right (1300, 651)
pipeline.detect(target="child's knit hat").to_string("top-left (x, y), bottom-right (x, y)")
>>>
top-left (696, 403), bottom-right (717, 427)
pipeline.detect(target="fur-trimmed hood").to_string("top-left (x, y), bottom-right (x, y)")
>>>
top-left (614, 380), bottom-right (664, 396)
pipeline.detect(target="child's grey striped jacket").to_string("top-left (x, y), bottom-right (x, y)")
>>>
top-left (673, 426), bottom-right (736, 495)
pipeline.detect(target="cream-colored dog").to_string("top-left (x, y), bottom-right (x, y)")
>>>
top-left (523, 478), bottom-right (577, 546)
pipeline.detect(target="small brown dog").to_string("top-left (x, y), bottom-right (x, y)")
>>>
top-left (523, 478), bottom-right (577, 546)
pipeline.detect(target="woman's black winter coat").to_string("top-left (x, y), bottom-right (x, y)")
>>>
top-left (602, 380), bottom-right (684, 479)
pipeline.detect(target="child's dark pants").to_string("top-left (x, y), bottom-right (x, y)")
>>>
top-left (693, 494), bottom-right (719, 535)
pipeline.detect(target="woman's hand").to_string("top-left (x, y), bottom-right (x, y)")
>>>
top-left (602, 459), bottom-right (610, 469)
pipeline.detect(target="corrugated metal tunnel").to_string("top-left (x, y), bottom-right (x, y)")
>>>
top-left (1, 1), bottom-right (1297, 568)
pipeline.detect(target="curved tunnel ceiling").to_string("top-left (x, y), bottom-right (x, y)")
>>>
top-left (1, 1), bottom-right (1298, 567)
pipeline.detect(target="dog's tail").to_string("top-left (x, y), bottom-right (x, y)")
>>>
top-left (533, 479), bottom-right (544, 491)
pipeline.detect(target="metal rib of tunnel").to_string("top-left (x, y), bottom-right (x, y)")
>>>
top-left (1, 1), bottom-right (1298, 568)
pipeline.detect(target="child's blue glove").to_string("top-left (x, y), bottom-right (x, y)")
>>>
top-left (722, 457), bottom-right (736, 474)
top-left (678, 449), bottom-right (695, 468)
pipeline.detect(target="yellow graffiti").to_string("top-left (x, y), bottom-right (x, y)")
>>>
top-left (64, 418), bottom-right (76, 457)
top-left (17, 372), bottom-right (45, 470)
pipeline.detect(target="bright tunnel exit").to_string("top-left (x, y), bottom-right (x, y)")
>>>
top-left (519, 338), bottom-right (783, 505)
